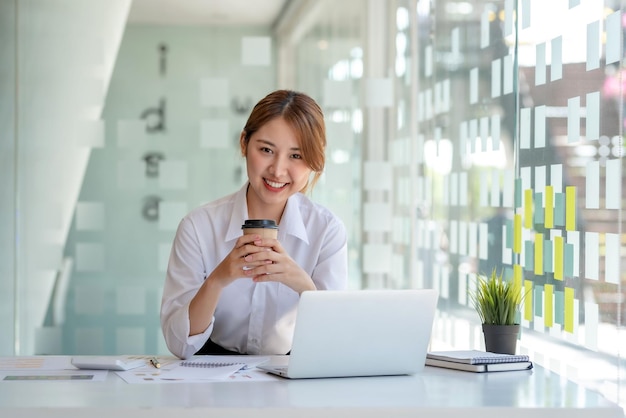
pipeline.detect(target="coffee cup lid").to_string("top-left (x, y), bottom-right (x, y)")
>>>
top-left (242, 219), bottom-right (278, 229)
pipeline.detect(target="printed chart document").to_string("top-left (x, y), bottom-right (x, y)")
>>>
top-left (426, 350), bottom-right (532, 373)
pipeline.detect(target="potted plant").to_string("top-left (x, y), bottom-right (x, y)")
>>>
top-left (470, 268), bottom-right (523, 354)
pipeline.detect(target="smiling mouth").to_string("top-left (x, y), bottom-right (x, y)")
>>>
top-left (264, 178), bottom-right (287, 189)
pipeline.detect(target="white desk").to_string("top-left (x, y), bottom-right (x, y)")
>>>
top-left (0, 356), bottom-right (623, 418)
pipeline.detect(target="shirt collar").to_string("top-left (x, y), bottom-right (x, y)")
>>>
top-left (225, 183), bottom-right (309, 245)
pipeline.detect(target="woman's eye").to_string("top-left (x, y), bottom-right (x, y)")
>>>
top-left (261, 147), bottom-right (273, 153)
top-left (291, 154), bottom-right (302, 159)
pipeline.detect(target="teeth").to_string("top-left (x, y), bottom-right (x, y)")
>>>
top-left (265, 179), bottom-right (286, 188)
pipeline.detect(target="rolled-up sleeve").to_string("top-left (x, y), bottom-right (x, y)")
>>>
top-left (311, 216), bottom-right (348, 291)
top-left (160, 217), bottom-right (214, 359)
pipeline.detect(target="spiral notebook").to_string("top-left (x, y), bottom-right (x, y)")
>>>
top-left (426, 350), bottom-right (530, 365)
top-left (179, 355), bottom-right (268, 370)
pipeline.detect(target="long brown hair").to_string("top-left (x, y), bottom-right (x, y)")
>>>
top-left (240, 90), bottom-right (326, 193)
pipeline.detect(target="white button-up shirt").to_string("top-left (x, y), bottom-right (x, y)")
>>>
top-left (161, 183), bottom-right (348, 359)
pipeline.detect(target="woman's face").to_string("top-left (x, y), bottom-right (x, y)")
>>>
top-left (242, 117), bottom-right (312, 218)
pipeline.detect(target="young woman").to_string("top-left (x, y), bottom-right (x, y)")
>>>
top-left (161, 90), bottom-right (348, 359)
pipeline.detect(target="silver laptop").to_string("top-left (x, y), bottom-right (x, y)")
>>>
top-left (257, 288), bottom-right (438, 379)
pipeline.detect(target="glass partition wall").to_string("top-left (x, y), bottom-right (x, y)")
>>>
top-left (282, 0), bottom-right (624, 409)
top-left (3, 0), bottom-right (624, 410)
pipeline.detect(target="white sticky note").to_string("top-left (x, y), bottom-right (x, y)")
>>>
top-left (491, 59), bottom-right (501, 98)
top-left (459, 172), bottom-right (468, 206)
top-left (551, 36), bottom-right (563, 81)
top-left (605, 233), bottom-right (620, 284)
top-left (605, 158), bottom-right (621, 209)
top-left (364, 161), bottom-right (392, 190)
top-left (479, 223), bottom-right (488, 260)
top-left (520, 108), bottom-right (531, 149)
top-left (200, 78), bottom-right (229, 107)
top-left (503, 169), bottom-right (514, 208)
top-left (363, 244), bottom-right (391, 274)
top-left (521, 166), bottom-right (531, 192)
top-left (535, 43), bottom-right (546, 86)
top-left (459, 221), bottom-right (468, 255)
top-left (568, 96), bottom-right (580, 143)
top-left (418, 92), bottom-right (425, 122)
top-left (425, 45), bottom-right (433, 77)
top-left (503, 54), bottom-right (514, 94)
top-left (534, 106), bottom-right (546, 148)
top-left (325, 120), bottom-right (354, 150)
top-left (242, 36), bottom-right (271, 66)
top-left (323, 80), bottom-right (353, 108)
top-left (551, 164), bottom-right (563, 193)
top-left (567, 231), bottom-right (580, 278)
top-left (75, 243), bottom-right (104, 272)
top-left (364, 203), bottom-right (392, 232)
top-left (584, 232), bottom-right (599, 280)
top-left (416, 220), bottom-right (424, 249)
top-left (521, 0), bottom-right (531, 29)
top-left (586, 21), bottom-right (600, 71)
top-left (491, 114), bottom-right (501, 151)
top-left (200, 119), bottom-right (229, 149)
top-left (76, 202), bottom-right (104, 231)
top-left (74, 285), bottom-right (104, 315)
top-left (366, 78), bottom-right (393, 107)
top-left (117, 119), bottom-right (146, 148)
top-left (491, 169), bottom-right (500, 207)
top-left (481, 10), bottom-right (490, 48)
top-left (585, 91), bottom-right (599, 141)
top-left (606, 11), bottom-right (621, 65)
top-left (470, 68), bottom-right (478, 104)
top-left (502, 225), bottom-right (512, 264)
top-left (535, 166), bottom-right (546, 204)
top-left (504, 0), bottom-right (514, 37)
top-left (450, 220), bottom-right (458, 254)
top-left (116, 287), bottom-right (146, 315)
top-left (159, 201), bottom-right (188, 231)
top-left (451, 28), bottom-right (461, 64)
top-left (585, 161), bottom-right (600, 209)
top-left (159, 161), bottom-right (188, 190)
top-left (425, 89), bottom-right (433, 120)
top-left (469, 119), bottom-right (478, 153)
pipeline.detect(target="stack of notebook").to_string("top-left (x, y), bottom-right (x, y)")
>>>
top-left (425, 350), bottom-right (533, 373)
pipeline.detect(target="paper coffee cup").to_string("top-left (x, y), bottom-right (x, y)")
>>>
top-left (241, 219), bottom-right (278, 239)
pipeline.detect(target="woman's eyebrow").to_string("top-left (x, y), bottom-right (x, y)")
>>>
top-left (256, 138), bottom-right (301, 151)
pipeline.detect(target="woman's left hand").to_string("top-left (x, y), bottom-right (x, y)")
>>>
top-left (242, 238), bottom-right (316, 294)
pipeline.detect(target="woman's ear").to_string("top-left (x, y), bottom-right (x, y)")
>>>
top-left (239, 131), bottom-right (247, 156)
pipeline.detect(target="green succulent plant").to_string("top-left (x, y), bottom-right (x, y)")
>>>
top-left (471, 268), bottom-right (523, 326)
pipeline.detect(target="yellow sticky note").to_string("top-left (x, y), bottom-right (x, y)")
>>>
top-left (513, 214), bottom-right (522, 254)
top-left (564, 287), bottom-right (574, 333)
top-left (524, 280), bottom-right (533, 322)
top-left (566, 186), bottom-right (576, 231)
top-left (545, 185), bottom-right (554, 228)
top-left (524, 189), bottom-right (533, 229)
top-left (544, 284), bottom-right (554, 327)
top-left (554, 236), bottom-right (564, 280)
top-left (534, 233), bottom-right (544, 275)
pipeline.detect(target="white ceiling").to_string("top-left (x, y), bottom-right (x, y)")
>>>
top-left (127, 0), bottom-right (288, 26)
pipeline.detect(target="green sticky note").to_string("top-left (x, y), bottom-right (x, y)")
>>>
top-left (544, 239), bottom-right (553, 273)
top-left (554, 193), bottom-right (565, 227)
top-left (534, 285), bottom-right (543, 317)
top-left (564, 243), bottom-right (575, 277)
top-left (506, 219), bottom-right (513, 249)
top-left (554, 290), bottom-right (564, 325)
top-left (525, 241), bottom-right (534, 272)
top-left (515, 178), bottom-right (522, 208)
top-left (534, 192), bottom-right (544, 224)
